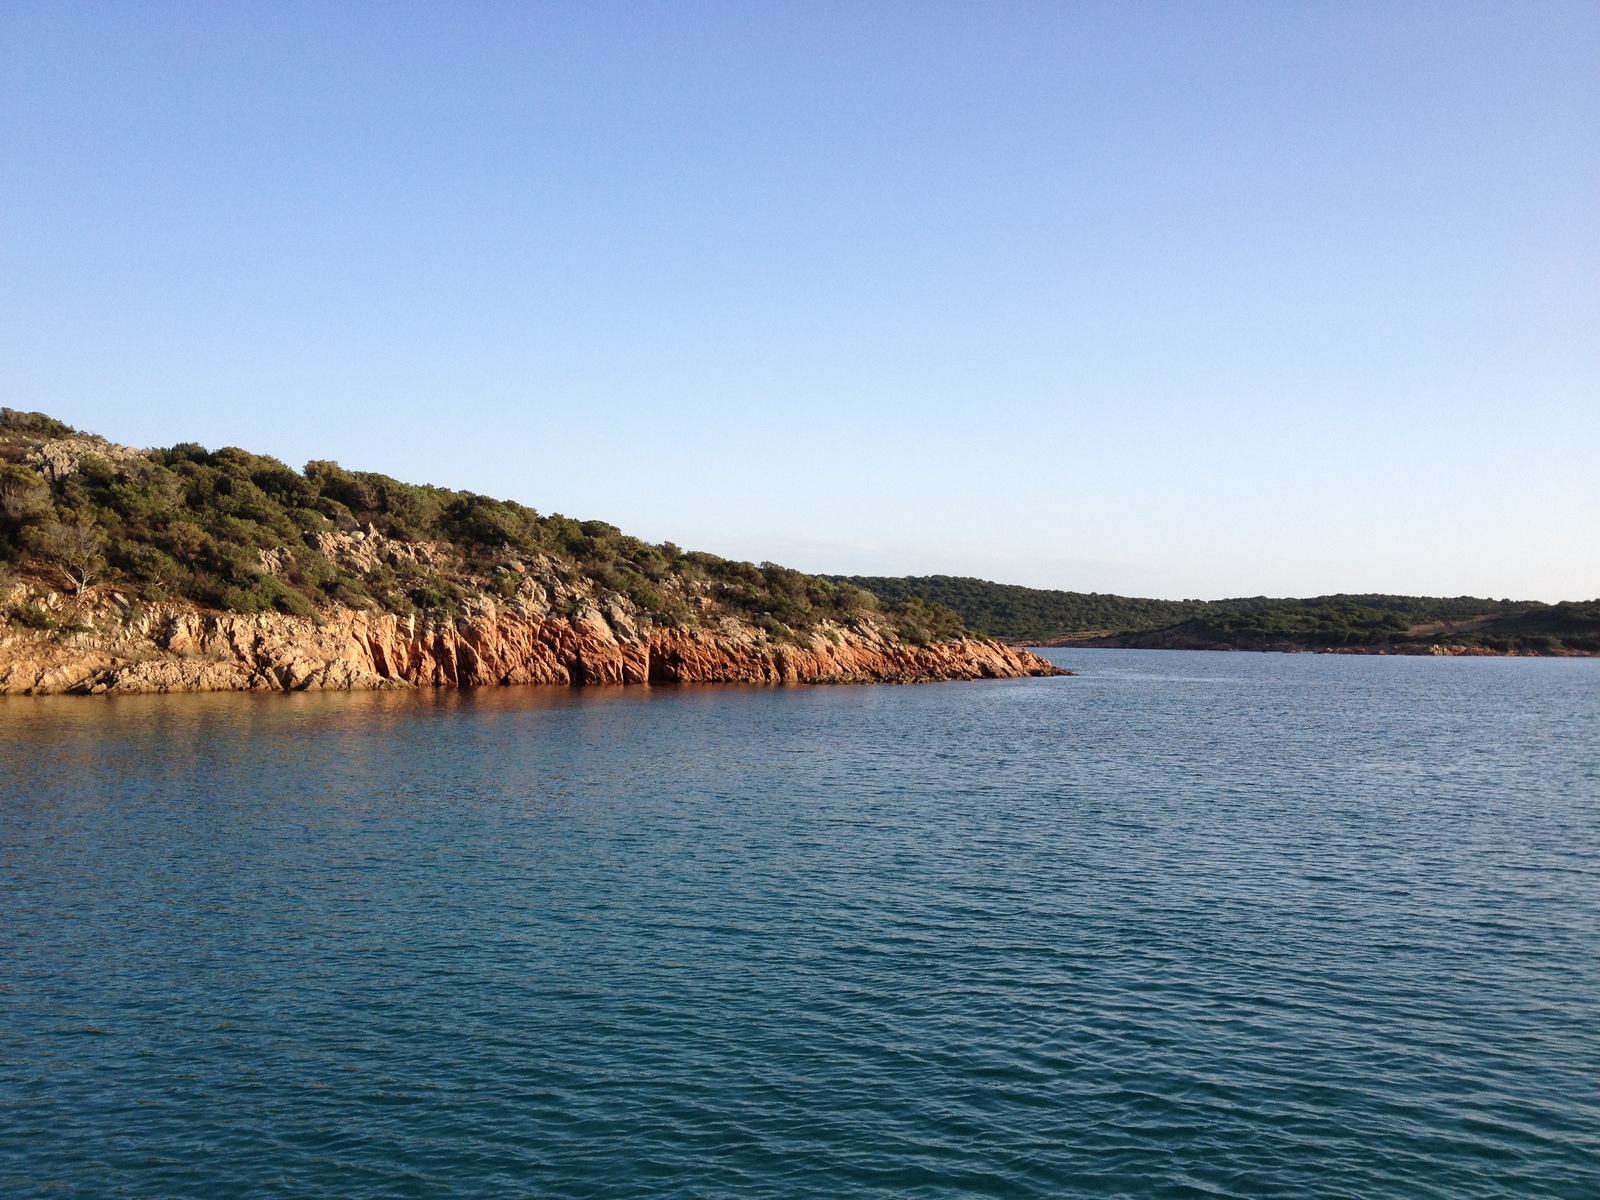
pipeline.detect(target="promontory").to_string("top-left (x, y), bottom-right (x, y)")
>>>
top-left (0, 409), bottom-right (1063, 694)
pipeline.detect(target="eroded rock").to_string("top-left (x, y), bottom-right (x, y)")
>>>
top-left (0, 601), bottom-right (1066, 695)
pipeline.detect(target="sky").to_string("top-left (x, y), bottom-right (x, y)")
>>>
top-left (2, 2), bottom-right (1595, 601)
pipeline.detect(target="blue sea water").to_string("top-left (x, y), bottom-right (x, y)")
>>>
top-left (1, 649), bottom-right (1597, 1198)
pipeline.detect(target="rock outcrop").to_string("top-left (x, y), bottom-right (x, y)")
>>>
top-left (25, 436), bottom-right (150, 483)
top-left (0, 595), bottom-right (1066, 695)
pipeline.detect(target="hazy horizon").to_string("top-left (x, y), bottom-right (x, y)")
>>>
top-left (3, 2), bottom-right (1595, 602)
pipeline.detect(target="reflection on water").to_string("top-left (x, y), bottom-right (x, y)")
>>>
top-left (2, 651), bottom-right (1597, 1198)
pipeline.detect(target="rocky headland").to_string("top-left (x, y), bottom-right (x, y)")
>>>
top-left (0, 410), bottom-right (1064, 694)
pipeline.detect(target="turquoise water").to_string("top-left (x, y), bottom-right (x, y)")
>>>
top-left (2, 649), bottom-right (1597, 1198)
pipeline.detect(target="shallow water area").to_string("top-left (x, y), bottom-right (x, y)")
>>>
top-left (2, 650), bottom-right (1597, 1197)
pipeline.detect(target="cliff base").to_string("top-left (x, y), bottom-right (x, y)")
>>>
top-left (1, 595), bottom-right (1066, 695)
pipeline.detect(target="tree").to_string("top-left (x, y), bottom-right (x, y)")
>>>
top-left (28, 521), bottom-right (106, 595)
top-left (0, 475), bottom-right (46, 521)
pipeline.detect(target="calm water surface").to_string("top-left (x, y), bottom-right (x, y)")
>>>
top-left (2, 650), bottom-right (1597, 1198)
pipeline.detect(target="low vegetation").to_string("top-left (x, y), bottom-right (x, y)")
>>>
top-left (0, 409), bottom-right (967, 643)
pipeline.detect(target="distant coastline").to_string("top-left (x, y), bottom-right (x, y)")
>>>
top-left (1022, 631), bottom-right (1596, 657)
top-left (835, 576), bottom-right (1600, 657)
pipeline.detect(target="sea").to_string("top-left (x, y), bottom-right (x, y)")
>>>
top-left (2, 649), bottom-right (1596, 1198)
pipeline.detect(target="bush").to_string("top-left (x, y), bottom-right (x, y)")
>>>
top-left (0, 468), bottom-right (49, 523)
top-left (490, 569), bottom-right (523, 600)
top-left (628, 583), bottom-right (662, 613)
top-left (275, 588), bottom-right (316, 618)
top-left (219, 585), bottom-right (268, 614)
top-left (10, 602), bottom-right (55, 629)
top-left (753, 613), bottom-right (790, 639)
top-left (410, 585), bottom-right (453, 612)
top-left (890, 598), bottom-right (967, 645)
top-left (0, 408), bottom-right (75, 439)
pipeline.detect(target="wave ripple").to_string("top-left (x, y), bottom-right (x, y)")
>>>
top-left (2, 651), bottom-right (1597, 1197)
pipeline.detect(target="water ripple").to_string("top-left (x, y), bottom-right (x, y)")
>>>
top-left (1, 651), bottom-right (1597, 1197)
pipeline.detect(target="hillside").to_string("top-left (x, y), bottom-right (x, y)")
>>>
top-left (0, 408), bottom-right (967, 644)
top-left (837, 575), bottom-right (1598, 656)
top-left (0, 410), bottom-right (1060, 692)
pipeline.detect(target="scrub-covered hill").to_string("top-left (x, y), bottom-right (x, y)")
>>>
top-left (0, 410), bottom-right (1060, 692)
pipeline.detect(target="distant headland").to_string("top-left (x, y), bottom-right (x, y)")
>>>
top-left (0, 409), bottom-right (1061, 694)
top-left (835, 576), bottom-right (1600, 657)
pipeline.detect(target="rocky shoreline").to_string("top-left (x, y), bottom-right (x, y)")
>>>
top-left (1023, 633), bottom-right (1595, 657)
top-left (0, 594), bottom-right (1065, 695)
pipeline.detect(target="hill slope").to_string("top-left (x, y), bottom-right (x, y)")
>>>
top-left (0, 410), bottom-right (1060, 692)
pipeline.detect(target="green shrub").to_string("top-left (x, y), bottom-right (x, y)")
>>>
top-left (0, 408), bottom-right (75, 439)
top-left (491, 569), bottom-right (523, 600)
top-left (275, 588), bottom-right (316, 618)
top-left (410, 585), bottom-right (453, 612)
top-left (628, 583), bottom-right (662, 613)
top-left (890, 598), bottom-right (966, 645)
top-left (753, 613), bottom-right (789, 639)
top-left (10, 602), bottom-right (55, 629)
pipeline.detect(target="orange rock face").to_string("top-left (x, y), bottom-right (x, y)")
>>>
top-left (0, 603), bottom-right (1066, 694)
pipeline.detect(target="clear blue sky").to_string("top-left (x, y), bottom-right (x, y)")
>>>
top-left (3, 2), bottom-right (1595, 601)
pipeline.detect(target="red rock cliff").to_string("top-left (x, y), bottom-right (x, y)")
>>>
top-left (0, 598), bottom-right (1065, 694)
